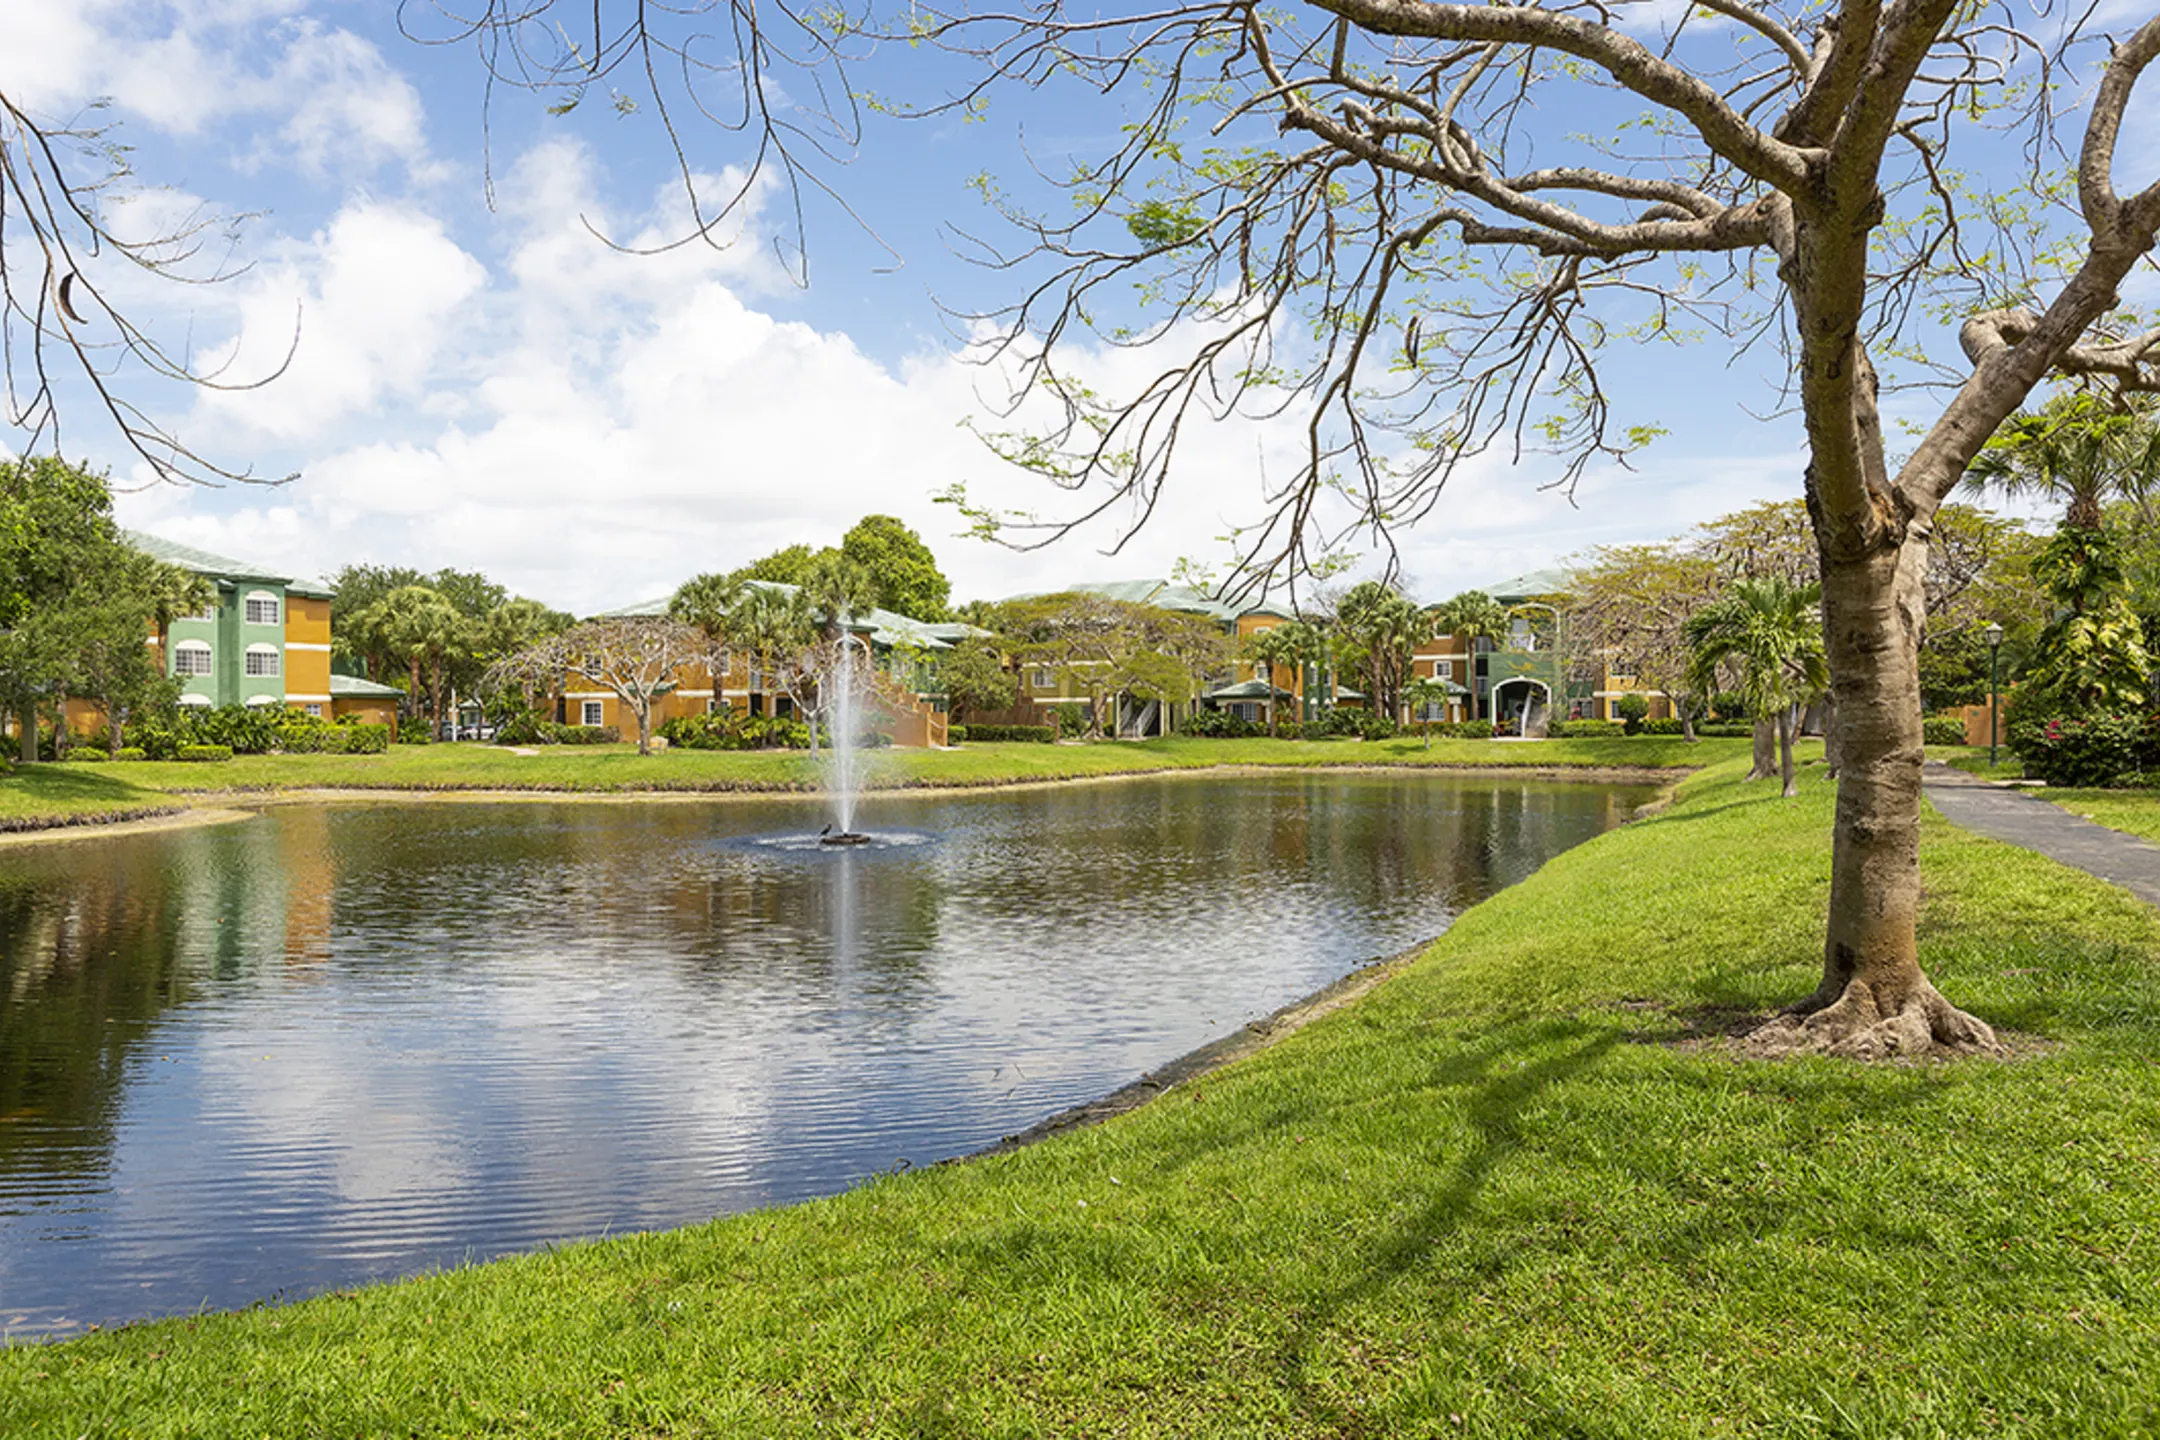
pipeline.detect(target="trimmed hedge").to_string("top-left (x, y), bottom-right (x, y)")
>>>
top-left (1923, 716), bottom-right (1970, 746)
top-left (947, 725), bottom-right (968, 744)
top-left (1640, 718), bottom-right (1687, 736)
top-left (342, 723), bottom-right (392, 755)
top-left (114, 747), bottom-right (146, 762)
top-left (1549, 719), bottom-right (1625, 738)
top-left (176, 745), bottom-right (234, 763)
top-left (962, 724), bottom-right (1056, 744)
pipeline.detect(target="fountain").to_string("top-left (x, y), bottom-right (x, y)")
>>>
top-left (819, 633), bottom-right (875, 845)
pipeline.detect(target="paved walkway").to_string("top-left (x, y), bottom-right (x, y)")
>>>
top-left (1924, 762), bottom-right (2160, 909)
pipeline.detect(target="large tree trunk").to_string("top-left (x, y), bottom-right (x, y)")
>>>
top-left (1748, 718), bottom-right (1776, 780)
top-left (1746, 535), bottom-right (1999, 1060)
top-left (1777, 704), bottom-right (1798, 798)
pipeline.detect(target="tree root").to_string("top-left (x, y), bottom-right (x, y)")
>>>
top-left (1739, 979), bottom-right (2003, 1061)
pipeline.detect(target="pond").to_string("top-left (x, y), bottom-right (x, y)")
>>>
top-left (0, 770), bottom-right (1659, 1336)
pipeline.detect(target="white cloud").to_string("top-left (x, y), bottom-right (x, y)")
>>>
top-left (190, 201), bottom-right (486, 441)
top-left (0, 1), bottom-right (433, 181)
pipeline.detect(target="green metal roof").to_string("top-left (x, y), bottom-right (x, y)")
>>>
top-left (1014, 579), bottom-right (1294, 624)
top-left (330, 673), bottom-right (405, 698)
top-left (124, 529), bottom-right (291, 584)
top-left (596, 581), bottom-right (956, 650)
top-left (1205, 678), bottom-right (1295, 701)
top-left (1481, 567), bottom-right (1574, 603)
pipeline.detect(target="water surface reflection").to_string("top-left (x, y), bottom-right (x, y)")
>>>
top-left (0, 771), bottom-right (1655, 1334)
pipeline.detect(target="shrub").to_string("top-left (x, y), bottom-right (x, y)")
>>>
top-left (188, 705), bottom-right (284, 755)
top-left (548, 723), bottom-right (620, 745)
top-left (1551, 719), bottom-right (1625, 738)
top-left (1923, 716), bottom-right (1970, 746)
top-left (658, 711), bottom-right (746, 750)
top-left (2012, 711), bottom-right (2157, 788)
top-left (1051, 702), bottom-right (1090, 736)
top-left (1450, 719), bottom-right (1495, 740)
top-left (1357, 714), bottom-right (1397, 741)
top-left (1616, 692), bottom-right (1651, 734)
top-left (946, 725), bottom-right (968, 744)
top-left (73, 747), bottom-right (108, 762)
top-left (342, 723), bottom-right (392, 755)
top-left (493, 712), bottom-right (550, 745)
top-left (396, 718), bottom-right (433, 745)
top-left (176, 744), bottom-right (234, 762)
top-left (1181, 709), bottom-right (1260, 739)
top-left (1693, 721), bottom-right (1754, 738)
top-left (962, 724), bottom-right (1056, 744)
top-left (742, 716), bottom-right (808, 750)
top-left (275, 716), bottom-right (352, 754)
top-left (1641, 717), bottom-right (1687, 736)
top-left (113, 747), bottom-right (146, 762)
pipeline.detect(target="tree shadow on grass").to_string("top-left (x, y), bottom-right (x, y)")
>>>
top-left (1253, 1017), bottom-right (1942, 1436)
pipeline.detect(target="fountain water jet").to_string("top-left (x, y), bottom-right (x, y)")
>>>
top-left (819, 634), bottom-right (874, 845)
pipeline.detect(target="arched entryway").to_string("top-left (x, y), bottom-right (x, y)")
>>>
top-left (1490, 677), bottom-right (1554, 737)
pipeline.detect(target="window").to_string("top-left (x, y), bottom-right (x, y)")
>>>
top-left (244, 592), bottom-right (280, 626)
top-left (581, 700), bottom-right (604, 726)
top-left (1435, 660), bottom-right (1453, 679)
top-left (245, 645), bottom-right (280, 677)
top-left (173, 641), bottom-right (213, 676)
top-left (1032, 667), bottom-right (1054, 689)
top-left (305, 703), bottom-right (323, 718)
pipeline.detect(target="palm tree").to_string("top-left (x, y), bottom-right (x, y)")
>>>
top-left (1403, 675), bottom-right (1453, 749)
top-left (1686, 577), bottom-right (1829, 798)
top-left (143, 562), bottom-right (214, 677)
top-left (798, 552), bottom-right (878, 640)
top-left (1426, 591), bottom-right (1510, 719)
top-left (1336, 581), bottom-right (1422, 721)
top-left (1963, 391), bottom-right (2160, 533)
top-left (1241, 624), bottom-right (1306, 735)
top-left (365, 585), bottom-right (464, 734)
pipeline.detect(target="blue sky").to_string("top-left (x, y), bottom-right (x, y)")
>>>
top-left (2, 1), bottom-right (2139, 614)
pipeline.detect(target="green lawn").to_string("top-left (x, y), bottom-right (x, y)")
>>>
top-left (2041, 788), bottom-right (2160, 845)
top-left (4, 754), bottom-right (2155, 1436)
top-left (1928, 743), bottom-right (2026, 780)
top-left (0, 763), bottom-right (178, 832)
top-left (1, 736), bottom-right (1745, 832)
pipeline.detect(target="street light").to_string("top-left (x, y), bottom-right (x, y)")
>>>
top-left (1985, 621), bottom-right (2005, 768)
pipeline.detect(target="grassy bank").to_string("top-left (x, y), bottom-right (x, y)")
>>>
top-left (1, 735), bottom-right (1743, 830)
top-left (4, 754), bottom-right (2156, 1437)
top-left (0, 763), bottom-right (178, 832)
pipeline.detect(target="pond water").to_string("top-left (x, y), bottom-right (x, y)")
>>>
top-left (0, 771), bottom-right (1658, 1336)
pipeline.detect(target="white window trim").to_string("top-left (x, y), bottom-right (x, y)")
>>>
top-left (244, 643), bottom-right (281, 677)
top-left (581, 700), bottom-right (605, 726)
top-left (243, 590), bottom-right (281, 626)
top-left (287, 642), bottom-right (332, 653)
top-left (173, 641), bottom-right (214, 676)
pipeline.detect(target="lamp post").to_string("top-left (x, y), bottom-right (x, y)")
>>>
top-left (1985, 621), bottom-right (2004, 768)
